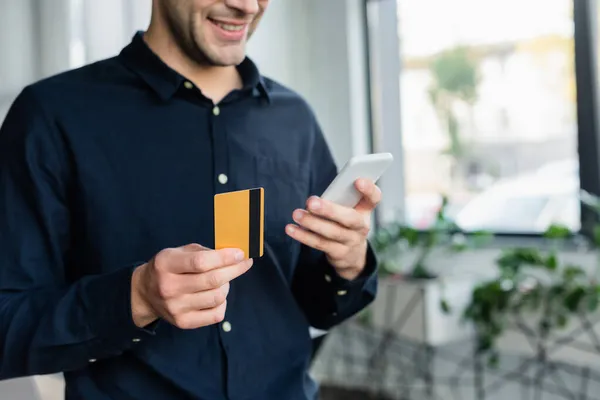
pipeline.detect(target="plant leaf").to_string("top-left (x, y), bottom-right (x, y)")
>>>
top-left (563, 287), bottom-right (586, 312)
top-left (543, 224), bottom-right (571, 239)
top-left (563, 266), bottom-right (585, 282)
top-left (477, 334), bottom-right (493, 352)
top-left (488, 352), bottom-right (499, 368)
top-left (400, 227), bottom-right (420, 247)
top-left (587, 288), bottom-right (600, 312)
top-left (556, 313), bottom-right (568, 328)
top-left (545, 254), bottom-right (558, 271)
top-left (593, 226), bottom-right (600, 248)
top-left (497, 248), bottom-right (545, 275)
top-left (440, 299), bottom-right (451, 314)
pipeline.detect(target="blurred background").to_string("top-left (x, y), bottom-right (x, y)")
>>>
top-left (1, 0), bottom-right (600, 399)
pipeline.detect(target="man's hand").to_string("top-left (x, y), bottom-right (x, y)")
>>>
top-left (130, 244), bottom-right (253, 329)
top-left (285, 178), bottom-right (382, 280)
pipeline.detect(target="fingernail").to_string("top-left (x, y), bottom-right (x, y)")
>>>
top-left (310, 199), bottom-right (321, 210)
top-left (287, 225), bottom-right (296, 234)
top-left (235, 250), bottom-right (244, 261)
top-left (293, 210), bottom-right (304, 222)
top-left (357, 179), bottom-right (366, 190)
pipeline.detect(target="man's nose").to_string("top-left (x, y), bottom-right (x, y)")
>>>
top-left (224, 0), bottom-right (260, 15)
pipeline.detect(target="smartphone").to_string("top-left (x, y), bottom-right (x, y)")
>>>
top-left (320, 152), bottom-right (394, 208)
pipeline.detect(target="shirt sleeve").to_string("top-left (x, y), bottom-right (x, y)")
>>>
top-left (290, 114), bottom-right (378, 330)
top-left (0, 88), bottom-right (155, 380)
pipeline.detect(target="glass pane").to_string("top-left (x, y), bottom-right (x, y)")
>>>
top-left (398, 0), bottom-right (580, 234)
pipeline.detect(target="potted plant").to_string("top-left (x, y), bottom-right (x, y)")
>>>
top-left (313, 196), bottom-right (491, 398)
top-left (463, 191), bottom-right (600, 369)
top-left (368, 196), bottom-right (491, 346)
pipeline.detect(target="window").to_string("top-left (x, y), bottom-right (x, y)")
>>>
top-left (367, 0), bottom-right (600, 235)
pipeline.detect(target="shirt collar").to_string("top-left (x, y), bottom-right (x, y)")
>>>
top-left (118, 31), bottom-right (270, 103)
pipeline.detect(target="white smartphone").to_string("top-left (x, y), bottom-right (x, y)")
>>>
top-left (321, 152), bottom-right (394, 208)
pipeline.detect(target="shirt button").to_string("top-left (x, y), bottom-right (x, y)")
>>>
top-left (89, 359), bottom-right (97, 363)
top-left (222, 321), bottom-right (232, 332)
top-left (183, 81), bottom-right (194, 89)
top-left (212, 106), bottom-right (220, 116)
top-left (218, 174), bottom-right (228, 184)
top-left (324, 274), bottom-right (332, 283)
top-left (132, 338), bottom-right (141, 343)
top-left (337, 290), bottom-right (348, 296)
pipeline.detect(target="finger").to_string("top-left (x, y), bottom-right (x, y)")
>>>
top-left (159, 268), bottom-right (232, 297)
top-left (171, 301), bottom-right (228, 330)
top-left (292, 209), bottom-right (354, 244)
top-left (188, 248), bottom-right (246, 273)
top-left (180, 243), bottom-right (210, 252)
top-left (166, 284), bottom-right (230, 314)
top-left (354, 179), bottom-right (382, 212)
top-left (285, 224), bottom-right (347, 258)
top-left (305, 196), bottom-right (366, 231)
top-left (181, 258), bottom-right (254, 291)
top-left (168, 248), bottom-right (246, 274)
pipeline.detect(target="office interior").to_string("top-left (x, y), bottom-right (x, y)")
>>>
top-left (1, 0), bottom-right (600, 399)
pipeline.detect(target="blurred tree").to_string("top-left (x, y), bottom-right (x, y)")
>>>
top-left (428, 46), bottom-right (479, 186)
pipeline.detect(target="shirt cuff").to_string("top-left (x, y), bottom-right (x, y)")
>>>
top-left (320, 242), bottom-right (378, 316)
top-left (79, 263), bottom-right (159, 350)
top-left (322, 242), bottom-right (378, 290)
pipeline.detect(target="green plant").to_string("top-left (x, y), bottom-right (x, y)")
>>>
top-left (372, 196), bottom-right (491, 280)
top-left (464, 221), bottom-right (600, 367)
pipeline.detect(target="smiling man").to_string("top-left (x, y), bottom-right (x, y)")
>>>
top-left (0, 1), bottom-right (380, 399)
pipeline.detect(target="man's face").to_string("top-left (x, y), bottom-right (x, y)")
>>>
top-left (158, 0), bottom-right (270, 66)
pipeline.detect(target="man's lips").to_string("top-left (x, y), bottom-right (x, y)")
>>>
top-left (208, 17), bottom-right (249, 26)
top-left (208, 17), bottom-right (250, 41)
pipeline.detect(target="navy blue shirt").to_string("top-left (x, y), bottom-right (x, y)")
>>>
top-left (0, 33), bottom-right (377, 399)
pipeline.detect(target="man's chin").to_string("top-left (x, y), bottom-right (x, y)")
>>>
top-left (213, 47), bottom-right (247, 66)
top-left (214, 56), bottom-right (246, 66)
top-left (196, 48), bottom-right (244, 67)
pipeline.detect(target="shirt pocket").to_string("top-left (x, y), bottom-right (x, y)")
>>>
top-left (254, 155), bottom-right (310, 243)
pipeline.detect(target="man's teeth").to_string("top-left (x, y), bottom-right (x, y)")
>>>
top-left (215, 22), bottom-right (244, 32)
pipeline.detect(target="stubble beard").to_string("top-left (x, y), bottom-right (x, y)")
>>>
top-left (166, 13), bottom-right (249, 67)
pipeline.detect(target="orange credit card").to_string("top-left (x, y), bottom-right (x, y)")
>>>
top-left (214, 187), bottom-right (264, 259)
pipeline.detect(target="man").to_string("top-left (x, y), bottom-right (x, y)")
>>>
top-left (0, 0), bottom-right (380, 399)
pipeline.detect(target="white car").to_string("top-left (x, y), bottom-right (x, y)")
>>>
top-left (454, 160), bottom-right (580, 234)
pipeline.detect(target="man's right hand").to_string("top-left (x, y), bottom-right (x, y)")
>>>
top-left (130, 244), bottom-right (253, 329)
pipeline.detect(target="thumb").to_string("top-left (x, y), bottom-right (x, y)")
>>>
top-left (180, 243), bottom-right (211, 252)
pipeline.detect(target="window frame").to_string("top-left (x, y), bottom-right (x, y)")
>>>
top-left (575, 0), bottom-right (600, 237)
top-left (363, 0), bottom-right (406, 231)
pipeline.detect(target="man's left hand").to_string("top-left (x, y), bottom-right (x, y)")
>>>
top-left (285, 178), bottom-right (382, 281)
